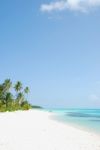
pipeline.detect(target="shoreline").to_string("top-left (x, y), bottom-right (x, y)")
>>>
top-left (50, 112), bottom-right (100, 137)
top-left (0, 109), bottom-right (100, 150)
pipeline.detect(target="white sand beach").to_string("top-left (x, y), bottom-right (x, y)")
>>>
top-left (0, 110), bottom-right (100, 150)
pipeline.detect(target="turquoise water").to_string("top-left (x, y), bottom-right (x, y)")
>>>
top-left (47, 108), bottom-right (100, 135)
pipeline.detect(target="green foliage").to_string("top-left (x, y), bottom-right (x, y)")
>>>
top-left (21, 101), bottom-right (32, 110)
top-left (3, 79), bottom-right (12, 93)
top-left (0, 79), bottom-right (32, 112)
top-left (17, 92), bottom-right (24, 105)
top-left (24, 87), bottom-right (29, 94)
top-left (14, 81), bottom-right (22, 92)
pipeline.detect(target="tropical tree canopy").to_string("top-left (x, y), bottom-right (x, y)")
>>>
top-left (0, 79), bottom-right (32, 112)
top-left (3, 79), bottom-right (12, 93)
top-left (14, 81), bottom-right (22, 92)
top-left (24, 87), bottom-right (30, 94)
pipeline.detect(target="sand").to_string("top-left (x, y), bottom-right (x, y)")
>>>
top-left (0, 109), bottom-right (100, 150)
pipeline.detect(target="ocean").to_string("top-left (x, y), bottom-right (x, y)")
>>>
top-left (47, 108), bottom-right (100, 135)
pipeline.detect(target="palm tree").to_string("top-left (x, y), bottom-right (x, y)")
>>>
top-left (3, 79), bottom-right (12, 93)
top-left (14, 81), bottom-right (22, 93)
top-left (24, 86), bottom-right (30, 101)
top-left (24, 86), bottom-right (29, 94)
top-left (5, 92), bottom-right (13, 109)
top-left (0, 79), bottom-right (12, 106)
top-left (17, 92), bottom-right (24, 105)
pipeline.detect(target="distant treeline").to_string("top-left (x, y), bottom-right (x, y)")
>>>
top-left (0, 79), bottom-right (32, 112)
top-left (32, 105), bottom-right (43, 109)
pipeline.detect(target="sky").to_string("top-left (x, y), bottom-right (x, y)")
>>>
top-left (0, 0), bottom-right (100, 108)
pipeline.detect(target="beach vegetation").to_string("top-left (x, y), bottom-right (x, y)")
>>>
top-left (0, 79), bottom-right (32, 112)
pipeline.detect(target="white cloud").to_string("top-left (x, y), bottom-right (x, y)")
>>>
top-left (40, 1), bottom-right (67, 12)
top-left (40, 0), bottom-right (100, 13)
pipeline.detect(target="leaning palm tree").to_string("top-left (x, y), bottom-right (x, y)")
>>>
top-left (1, 79), bottom-right (12, 106)
top-left (14, 81), bottom-right (22, 93)
top-left (3, 79), bottom-right (12, 93)
top-left (24, 86), bottom-right (30, 101)
top-left (17, 92), bottom-right (24, 105)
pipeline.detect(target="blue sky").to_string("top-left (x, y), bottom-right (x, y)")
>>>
top-left (0, 0), bottom-right (100, 108)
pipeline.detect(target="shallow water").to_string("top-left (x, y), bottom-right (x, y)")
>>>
top-left (47, 108), bottom-right (100, 135)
